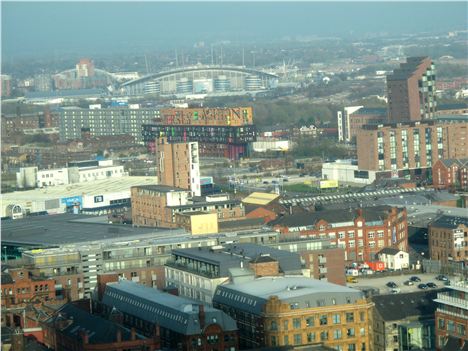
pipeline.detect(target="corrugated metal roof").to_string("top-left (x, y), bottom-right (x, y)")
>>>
top-left (242, 192), bottom-right (279, 205)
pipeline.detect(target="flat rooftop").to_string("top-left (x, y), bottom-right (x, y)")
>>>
top-left (1, 214), bottom-right (184, 247)
top-left (2, 176), bottom-right (158, 203)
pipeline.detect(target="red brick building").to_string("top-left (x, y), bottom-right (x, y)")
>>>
top-left (432, 158), bottom-right (468, 190)
top-left (269, 206), bottom-right (408, 263)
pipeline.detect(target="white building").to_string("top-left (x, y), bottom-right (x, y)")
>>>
top-left (337, 106), bottom-right (362, 142)
top-left (322, 159), bottom-right (376, 185)
top-left (378, 248), bottom-right (410, 270)
top-left (252, 140), bottom-right (290, 152)
top-left (16, 160), bottom-right (127, 189)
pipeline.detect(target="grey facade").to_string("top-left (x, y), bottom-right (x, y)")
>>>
top-left (59, 107), bottom-right (160, 143)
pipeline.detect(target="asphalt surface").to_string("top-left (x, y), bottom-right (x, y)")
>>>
top-left (347, 272), bottom-right (449, 295)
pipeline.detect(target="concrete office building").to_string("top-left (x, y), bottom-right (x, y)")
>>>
top-left (59, 106), bottom-right (160, 143)
top-left (156, 137), bottom-right (201, 196)
top-left (99, 280), bottom-right (239, 351)
top-left (387, 57), bottom-right (436, 122)
top-left (356, 120), bottom-right (468, 178)
top-left (434, 282), bottom-right (468, 351)
top-left (164, 243), bottom-right (305, 304)
top-left (213, 276), bottom-right (373, 350)
top-left (428, 215), bottom-right (468, 265)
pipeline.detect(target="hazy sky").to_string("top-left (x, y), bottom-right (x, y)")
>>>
top-left (2, 1), bottom-right (467, 58)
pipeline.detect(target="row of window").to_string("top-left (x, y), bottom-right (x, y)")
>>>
top-left (270, 311), bottom-right (365, 331)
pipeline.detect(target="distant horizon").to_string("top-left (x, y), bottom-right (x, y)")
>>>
top-left (2, 1), bottom-right (467, 60)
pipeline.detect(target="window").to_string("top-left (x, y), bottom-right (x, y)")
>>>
top-left (271, 336), bottom-right (277, 346)
top-left (270, 321), bottom-right (278, 331)
top-left (360, 312), bottom-right (365, 322)
top-left (293, 334), bottom-right (302, 345)
top-left (346, 313), bottom-right (354, 323)
top-left (307, 333), bottom-right (315, 343)
top-left (348, 344), bottom-right (356, 351)
top-left (306, 317), bottom-right (314, 327)
top-left (333, 314), bottom-right (341, 324)
top-left (320, 315), bottom-right (328, 325)
top-left (393, 335), bottom-right (398, 342)
top-left (283, 335), bottom-right (289, 346)
top-left (438, 318), bottom-right (445, 329)
top-left (293, 318), bottom-right (301, 329)
top-left (320, 331), bottom-right (328, 341)
top-left (360, 327), bottom-right (365, 336)
top-left (283, 320), bottom-right (289, 331)
top-left (447, 321), bottom-right (455, 332)
top-left (334, 329), bottom-right (342, 340)
top-left (347, 328), bottom-right (355, 337)
top-left (457, 324), bottom-right (466, 336)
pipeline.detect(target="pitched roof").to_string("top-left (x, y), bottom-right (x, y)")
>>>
top-left (378, 248), bottom-right (402, 256)
top-left (102, 281), bottom-right (237, 335)
top-left (242, 192), bottom-right (279, 206)
top-left (269, 206), bottom-right (396, 228)
top-left (45, 303), bottom-right (142, 344)
top-left (214, 276), bottom-right (364, 315)
top-left (372, 290), bottom-right (441, 321)
top-left (430, 215), bottom-right (468, 229)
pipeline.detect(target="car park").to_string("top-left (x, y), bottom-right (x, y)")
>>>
top-left (403, 280), bottom-right (414, 286)
top-left (418, 283), bottom-right (428, 290)
top-left (436, 275), bottom-right (448, 281)
top-left (427, 282), bottom-right (437, 288)
top-left (386, 282), bottom-right (398, 288)
top-left (390, 288), bottom-right (401, 294)
top-left (410, 276), bottom-right (421, 282)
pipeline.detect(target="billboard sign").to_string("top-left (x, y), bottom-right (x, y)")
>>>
top-left (61, 196), bottom-right (82, 207)
top-left (319, 180), bottom-right (339, 189)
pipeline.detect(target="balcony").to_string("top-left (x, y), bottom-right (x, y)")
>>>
top-left (436, 308), bottom-right (467, 320)
top-left (165, 259), bottom-right (220, 279)
top-left (435, 294), bottom-right (468, 310)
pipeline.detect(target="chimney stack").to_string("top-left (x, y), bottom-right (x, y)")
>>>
top-left (199, 305), bottom-right (205, 328)
top-left (131, 327), bottom-right (136, 341)
top-left (116, 329), bottom-right (122, 343)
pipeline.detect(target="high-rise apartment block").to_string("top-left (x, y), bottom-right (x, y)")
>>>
top-left (356, 120), bottom-right (468, 177)
top-left (387, 57), bottom-right (436, 122)
top-left (59, 106), bottom-right (159, 143)
top-left (143, 107), bottom-right (256, 159)
top-left (156, 137), bottom-right (201, 196)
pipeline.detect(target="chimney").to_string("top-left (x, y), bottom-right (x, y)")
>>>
top-left (199, 305), bottom-right (205, 328)
top-left (356, 208), bottom-right (363, 217)
top-left (116, 329), bottom-right (122, 343)
top-left (81, 330), bottom-right (89, 344)
top-left (131, 327), bottom-right (136, 341)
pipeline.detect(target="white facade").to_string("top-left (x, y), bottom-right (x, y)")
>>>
top-left (165, 190), bottom-right (191, 207)
top-left (188, 142), bottom-right (201, 197)
top-left (322, 160), bottom-right (376, 185)
top-left (17, 161), bottom-right (126, 189)
top-left (378, 250), bottom-right (410, 270)
top-left (337, 106), bottom-right (362, 142)
top-left (165, 265), bottom-right (229, 304)
top-left (252, 140), bottom-right (290, 152)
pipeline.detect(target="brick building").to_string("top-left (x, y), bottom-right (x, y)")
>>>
top-left (213, 276), bottom-right (373, 350)
top-left (156, 137), bottom-right (201, 196)
top-left (143, 107), bottom-right (256, 159)
top-left (98, 280), bottom-right (239, 351)
top-left (337, 106), bottom-right (386, 143)
top-left (269, 206), bottom-right (408, 263)
top-left (387, 57), bottom-right (436, 122)
top-left (131, 185), bottom-right (244, 228)
top-left (356, 120), bottom-right (468, 178)
top-left (434, 283), bottom-right (467, 351)
top-left (432, 158), bottom-right (468, 190)
top-left (428, 215), bottom-right (468, 265)
top-left (42, 301), bottom-right (159, 351)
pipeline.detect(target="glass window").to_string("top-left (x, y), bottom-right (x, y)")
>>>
top-left (306, 317), bottom-right (314, 327)
top-left (347, 328), bottom-right (355, 337)
top-left (293, 318), bottom-right (301, 329)
top-left (333, 314), bottom-right (341, 324)
top-left (283, 320), bottom-right (289, 331)
top-left (346, 312), bottom-right (354, 323)
top-left (294, 334), bottom-right (302, 345)
top-left (307, 332), bottom-right (315, 343)
top-left (320, 315), bottom-right (328, 325)
top-left (334, 329), bottom-right (342, 340)
top-left (320, 331), bottom-right (328, 341)
top-left (270, 321), bottom-right (278, 331)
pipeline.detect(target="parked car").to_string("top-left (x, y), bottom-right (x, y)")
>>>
top-left (418, 283), bottom-right (428, 290)
top-left (386, 282), bottom-right (398, 288)
top-left (427, 282), bottom-right (438, 288)
top-left (403, 280), bottom-right (414, 286)
top-left (263, 181), bottom-right (269, 184)
top-left (436, 274), bottom-right (449, 281)
top-left (390, 288), bottom-right (401, 294)
top-left (410, 276), bottom-right (421, 282)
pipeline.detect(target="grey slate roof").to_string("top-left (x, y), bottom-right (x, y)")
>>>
top-left (102, 280), bottom-right (237, 335)
top-left (213, 276), bottom-right (364, 315)
top-left (430, 215), bottom-right (468, 229)
top-left (372, 290), bottom-right (442, 321)
top-left (1, 273), bottom-right (14, 285)
top-left (171, 243), bottom-right (303, 277)
top-left (45, 303), bottom-right (142, 344)
top-left (378, 248), bottom-right (401, 256)
top-left (269, 205), bottom-right (396, 228)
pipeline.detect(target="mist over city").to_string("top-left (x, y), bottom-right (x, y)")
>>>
top-left (1, 2), bottom-right (467, 351)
